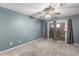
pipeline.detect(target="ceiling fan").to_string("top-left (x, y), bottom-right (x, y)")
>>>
top-left (34, 3), bottom-right (66, 19)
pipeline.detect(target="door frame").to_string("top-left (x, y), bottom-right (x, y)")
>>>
top-left (47, 20), bottom-right (68, 43)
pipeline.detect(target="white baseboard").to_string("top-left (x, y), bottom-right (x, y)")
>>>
top-left (0, 38), bottom-right (43, 53)
top-left (74, 43), bottom-right (79, 47)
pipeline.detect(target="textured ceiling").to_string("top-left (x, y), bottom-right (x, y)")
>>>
top-left (0, 3), bottom-right (79, 19)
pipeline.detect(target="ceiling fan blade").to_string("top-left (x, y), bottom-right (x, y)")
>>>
top-left (37, 12), bottom-right (42, 14)
top-left (56, 12), bottom-right (60, 15)
top-left (59, 3), bottom-right (66, 6)
top-left (51, 12), bottom-right (60, 16)
top-left (32, 11), bottom-right (42, 16)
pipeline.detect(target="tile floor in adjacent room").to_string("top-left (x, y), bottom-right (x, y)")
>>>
top-left (0, 39), bottom-right (79, 56)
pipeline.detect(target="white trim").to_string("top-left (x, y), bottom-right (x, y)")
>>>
top-left (47, 22), bottom-right (49, 39)
top-left (65, 20), bottom-right (68, 43)
top-left (0, 38), bottom-right (43, 53)
top-left (74, 43), bottom-right (79, 47)
top-left (43, 22), bottom-right (45, 38)
top-left (47, 20), bottom-right (68, 43)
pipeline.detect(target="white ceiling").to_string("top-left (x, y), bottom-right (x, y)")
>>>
top-left (0, 3), bottom-right (79, 19)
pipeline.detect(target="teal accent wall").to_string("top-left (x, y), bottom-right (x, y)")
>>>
top-left (0, 7), bottom-right (43, 51)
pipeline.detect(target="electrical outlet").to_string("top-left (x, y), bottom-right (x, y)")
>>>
top-left (10, 42), bottom-right (13, 45)
top-left (18, 40), bottom-right (21, 43)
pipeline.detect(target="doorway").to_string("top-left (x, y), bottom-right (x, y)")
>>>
top-left (48, 20), bottom-right (67, 43)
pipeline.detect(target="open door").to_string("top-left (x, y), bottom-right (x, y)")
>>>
top-left (55, 21), bottom-right (65, 41)
top-left (49, 22), bottom-right (55, 39)
top-left (49, 21), bottom-right (66, 42)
